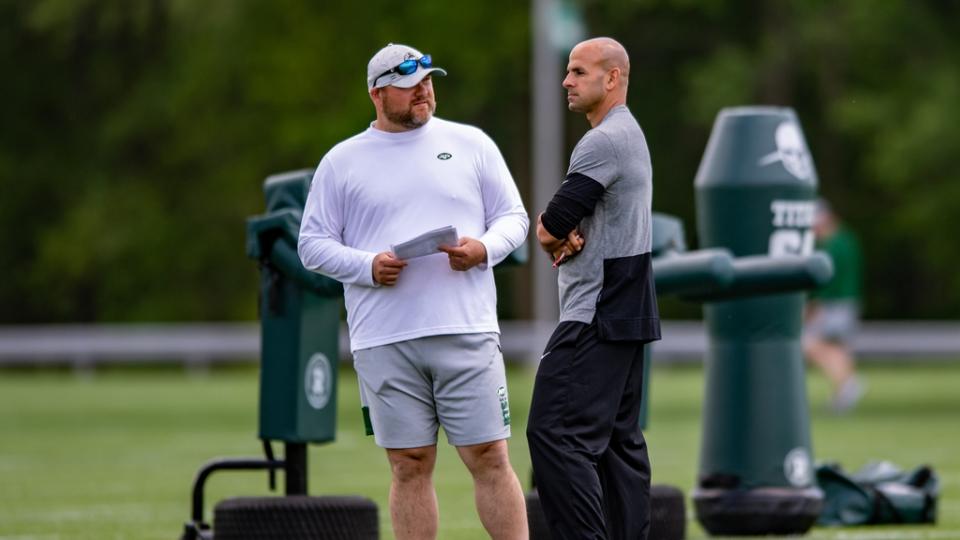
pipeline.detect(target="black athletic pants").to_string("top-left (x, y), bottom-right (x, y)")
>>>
top-left (527, 320), bottom-right (651, 540)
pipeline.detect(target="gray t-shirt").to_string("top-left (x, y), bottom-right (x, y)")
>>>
top-left (558, 105), bottom-right (660, 341)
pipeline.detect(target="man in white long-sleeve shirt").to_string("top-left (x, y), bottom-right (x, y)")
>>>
top-left (298, 43), bottom-right (529, 540)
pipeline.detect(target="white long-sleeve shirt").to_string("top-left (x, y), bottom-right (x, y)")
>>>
top-left (298, 117), bottom-right (529, 352)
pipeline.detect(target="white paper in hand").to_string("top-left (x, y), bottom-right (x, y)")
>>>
top-left (390, 226), bottom-right (459, 260)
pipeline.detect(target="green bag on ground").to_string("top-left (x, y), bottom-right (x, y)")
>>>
top-left (816, 461), bottom-right (938, 526)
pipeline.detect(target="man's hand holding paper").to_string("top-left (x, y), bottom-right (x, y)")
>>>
top-left (438, 237), bottom-right (488, 272)
top-left (390, 225), bottom-right (459, 260)
top-left (385, 225), bottom-right (487, 274)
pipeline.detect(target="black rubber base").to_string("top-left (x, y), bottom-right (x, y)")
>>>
top-left (213, 495), bottom-right (378, 540)
top-left (650, 484), bottom-right (686, 540)
top-left (693, 486), bottom-right (823, 536)
top-left (525, 490), bottom-right (551, 540)
top-left (526, 484), bottom-right (686, 540)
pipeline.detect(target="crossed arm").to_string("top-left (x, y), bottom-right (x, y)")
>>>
top-left (536, 172), bottom-right (605, 265)
top-left (536, 214), bottom-right (584, 266)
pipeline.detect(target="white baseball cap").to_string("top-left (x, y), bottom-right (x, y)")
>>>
top-left (367, 43), bottom-right (447, 90)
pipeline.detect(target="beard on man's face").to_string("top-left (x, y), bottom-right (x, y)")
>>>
top-left (382, 96), bottom-right (435, 129)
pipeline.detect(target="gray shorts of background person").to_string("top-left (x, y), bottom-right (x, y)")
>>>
top-left (805, 300), bottom-right (860, 344)
top-left (353, 332), bottom-right (511, 449)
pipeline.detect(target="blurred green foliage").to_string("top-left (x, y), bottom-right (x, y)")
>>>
top-left (1, 0), bottom-right (958, 322)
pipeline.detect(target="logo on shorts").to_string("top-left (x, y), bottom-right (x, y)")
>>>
top-left (305, 352), bottom-right (333, 410)
top-left (497, 386), bottom-right (511, 426)
top-left (437, 152), bottom-right (452, 160)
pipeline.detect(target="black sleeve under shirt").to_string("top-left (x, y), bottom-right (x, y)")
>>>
top-left (540, 172), bottom-right (605, 239)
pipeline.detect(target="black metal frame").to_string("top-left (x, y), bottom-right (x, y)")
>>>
top-left (181, 440), bottom-right (308, 540)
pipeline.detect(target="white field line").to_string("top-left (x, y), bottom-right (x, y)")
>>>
top-left (809, 530), bottom-right (959, 540)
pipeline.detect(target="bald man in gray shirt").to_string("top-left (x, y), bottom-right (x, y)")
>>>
top-left (527, 37), bottom-right (661, 540)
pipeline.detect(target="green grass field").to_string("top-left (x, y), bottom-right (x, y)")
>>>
top-left (1, 361), bottom-right (957, 539)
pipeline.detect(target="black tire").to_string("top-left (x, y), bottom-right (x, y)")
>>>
top-left (213, 495), bottom-right (378, 540)
top-left (525, 484), bottom-right (686, 540)
top-left (525, 489), bottom-right (551, 540)
top-left (650, 484), bottom-right (686, 540)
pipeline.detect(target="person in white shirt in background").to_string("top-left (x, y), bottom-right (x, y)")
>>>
top-left (298, 43), bottom-right (529, 540)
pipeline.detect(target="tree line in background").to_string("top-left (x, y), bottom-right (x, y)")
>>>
top-left (1, 0), bottom-right (958, 323)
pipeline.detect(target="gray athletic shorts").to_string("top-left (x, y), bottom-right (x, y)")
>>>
top-left (806, 300), bottom-right (860, 344)
top-left (352, 332), bottom-right (512, 449)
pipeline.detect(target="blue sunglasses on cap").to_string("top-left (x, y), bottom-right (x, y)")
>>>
top-left (373, 55), bottom-right (433, 87)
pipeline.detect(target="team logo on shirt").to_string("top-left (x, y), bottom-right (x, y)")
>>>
top-left (437, 152), bottom-right (452, 160)
top-left (497, 386), bottom-right (511, 426)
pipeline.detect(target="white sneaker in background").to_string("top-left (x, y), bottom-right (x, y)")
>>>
top-left (832, 377), bottom-right (865, 414)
